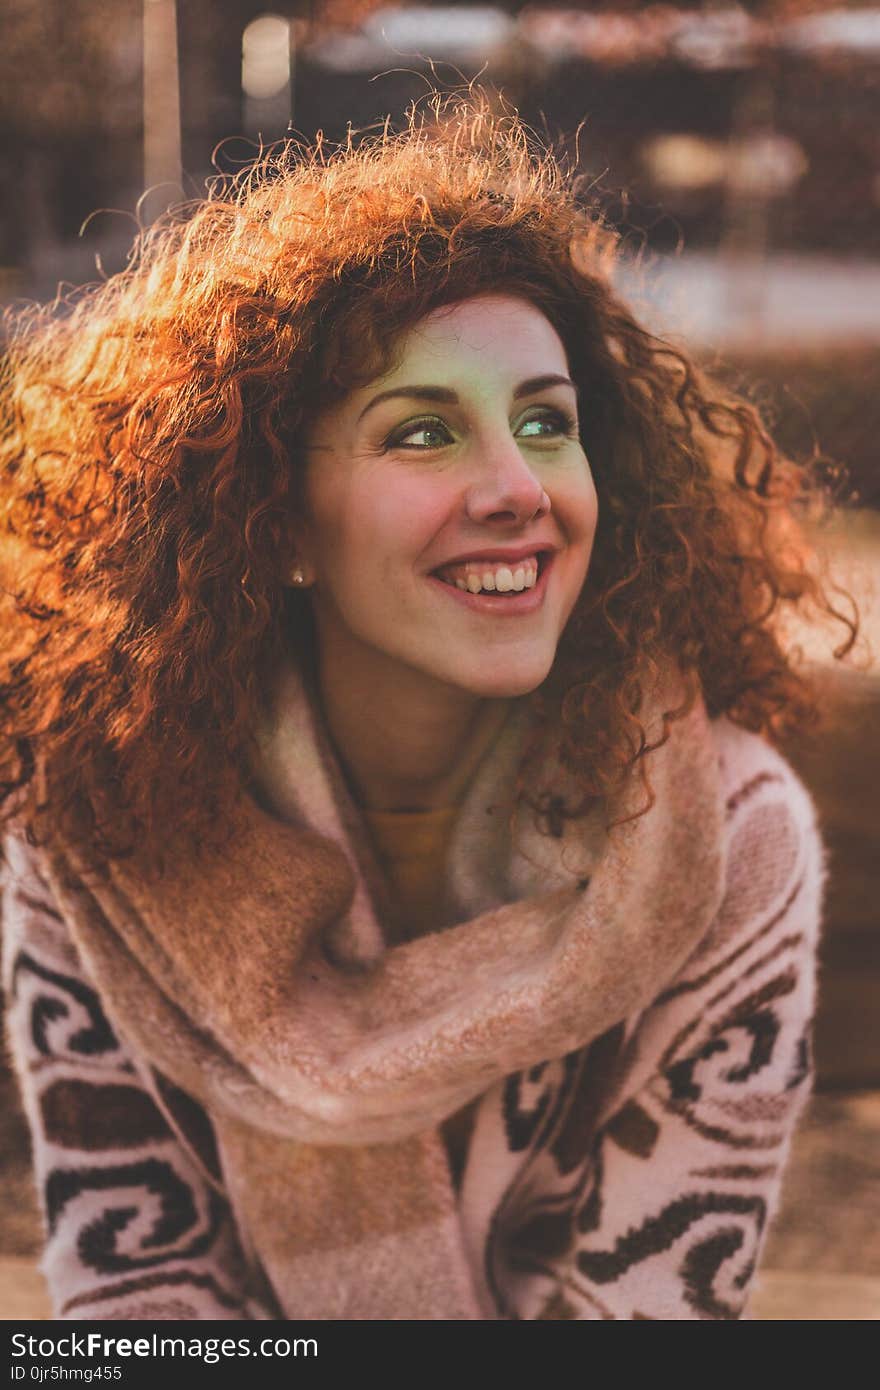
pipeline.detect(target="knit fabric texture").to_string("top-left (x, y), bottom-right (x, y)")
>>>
top-left (1, 658), bottom-right (825, 1319)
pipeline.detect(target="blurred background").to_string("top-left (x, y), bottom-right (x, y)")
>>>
top-left (1, 0), bottom-right (878, 1319)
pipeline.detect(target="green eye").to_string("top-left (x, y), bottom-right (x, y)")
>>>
top-left (516, 409), bottom-right (576, 439)
top-left (384, 408), bottom-right (576, 450)
top-left (386, 418), bottom-right (453, 450)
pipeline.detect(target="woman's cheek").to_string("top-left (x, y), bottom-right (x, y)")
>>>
top-left (557, 473), bottom-right (599, 551)
top-left (371, 478), bottom-right (457, 553)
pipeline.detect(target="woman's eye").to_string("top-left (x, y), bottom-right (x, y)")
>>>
top-left (385, 418), bottom-right (453, 450)
top-left (383, 408), bottom-right (576, 451)
top-left (516, 409), bottom-right (577, 440)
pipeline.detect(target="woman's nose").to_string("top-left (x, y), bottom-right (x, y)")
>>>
top-left (464, 433), bottom-right (551, 526)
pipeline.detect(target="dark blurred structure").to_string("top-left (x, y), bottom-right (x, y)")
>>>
top-left (2, 4), bottom-right (879, 270)
top-left (0, 1), bottom-right (143, 291)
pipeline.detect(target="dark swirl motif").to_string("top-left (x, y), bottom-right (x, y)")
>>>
top-left (40, 1080), bottom-right (174, 1151)
top-left (577, 1188), bottom-right (766, 1320)
top-left (680, 1226), bottom-right (757, 1320)
top-left (502, 1061), bottom-right (555, 1153)
top-left (45, 1158), bottom-right (225, 1274)
top-left (488, 1027), bottom-right (627, 1315)
top-left (666, 1006), bottom-right (781, 1103)
top-left (657, 967), bottom-right (802, 1149)
top-left (11, 950), bottom-right (121, 1059)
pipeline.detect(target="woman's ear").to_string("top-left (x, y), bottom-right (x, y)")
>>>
top-left (281, 518), bottom-right (316, 589)
top-left (286, 560), bottom-right (312, 589)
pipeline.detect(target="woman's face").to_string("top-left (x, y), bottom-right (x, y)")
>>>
top-left (292, 294), bottom-right (598, 701)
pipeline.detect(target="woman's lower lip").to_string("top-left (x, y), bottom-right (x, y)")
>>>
top-left (427, 555), bottom-right (554, 615)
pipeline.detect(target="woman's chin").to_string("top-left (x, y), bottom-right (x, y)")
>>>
top-left (445, 653), bottom-right (554, 702)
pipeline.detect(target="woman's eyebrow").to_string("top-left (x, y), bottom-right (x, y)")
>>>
top-left (357, 374), bottom-right (578, 422)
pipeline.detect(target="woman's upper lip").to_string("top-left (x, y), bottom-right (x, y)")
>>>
top-left (431, 542), bottom-right (558, 569)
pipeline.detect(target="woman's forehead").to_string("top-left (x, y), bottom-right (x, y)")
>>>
top-left (365, 294), bottom-right (570, 389)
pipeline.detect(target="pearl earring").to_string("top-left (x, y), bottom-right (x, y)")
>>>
top-left (291, 566), bottom-right (305, 586)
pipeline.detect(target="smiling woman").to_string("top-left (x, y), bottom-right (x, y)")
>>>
top-left (294, 295), bottom-right (598, 811)
top-left (0, 96), bottom-right (857, 1320)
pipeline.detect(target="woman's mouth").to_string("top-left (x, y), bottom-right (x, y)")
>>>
top-left (427, 551), bottom-right (554, 615)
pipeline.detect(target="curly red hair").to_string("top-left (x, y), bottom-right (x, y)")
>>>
top-left (0, 97), bottom-right (858, 872)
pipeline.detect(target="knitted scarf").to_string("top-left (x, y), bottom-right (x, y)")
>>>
top-left (38, 657), bottom-right (726, 1319)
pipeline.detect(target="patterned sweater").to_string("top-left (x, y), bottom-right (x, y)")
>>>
top-left (1, 716), bottom-right (825, 1320)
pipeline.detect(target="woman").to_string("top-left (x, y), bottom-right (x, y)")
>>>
top-left (0, 101), bottom-right (855, 1320)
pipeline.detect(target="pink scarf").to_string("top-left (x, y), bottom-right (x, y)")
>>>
top-left (40, 656), bottom-right (725, 1317)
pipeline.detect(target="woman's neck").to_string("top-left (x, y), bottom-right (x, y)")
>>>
top-left (313, 654), bottom-right (512, 813)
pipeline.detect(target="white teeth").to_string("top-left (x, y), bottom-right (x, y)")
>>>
top-left (438, 554), bottom-right (542, 594)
